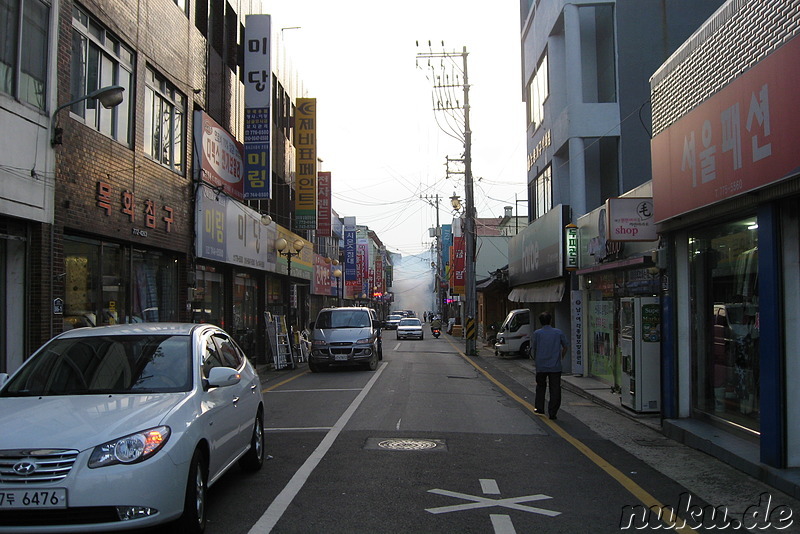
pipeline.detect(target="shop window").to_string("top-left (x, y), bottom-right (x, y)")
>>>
top-left (63, 237), bottom-right (179, 328)
top-left (689, 218), bottom-right (759, 432)
top-left (233, 271), bottom-right (259, 358)
top-left (193, 265), bottom-right (225, 326)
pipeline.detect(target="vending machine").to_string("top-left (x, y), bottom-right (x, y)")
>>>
top-left (619, 296), bottom-right (661, 412)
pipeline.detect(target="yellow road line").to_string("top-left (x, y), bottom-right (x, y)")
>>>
top-left (444, 337), bottom-right (697, 534)
top-left (262, 369), bottom-right (309, 392)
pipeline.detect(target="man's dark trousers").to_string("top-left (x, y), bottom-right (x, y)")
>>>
top-left (535, 371), bottom-right (562, 418)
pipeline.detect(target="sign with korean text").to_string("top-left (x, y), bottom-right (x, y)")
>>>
top-left (317, 171), bottom-right (332, 236)
top-left (605, 197), bottom-right (657, 242)
top-left (243, 15), bottom-right (271, 199)
top-left (565, 223), bottom-right (578, 270)
top-left (571, 290), bottom-right (584, 375)
top-left (344, 216), bottom-right (358, 286)
top-left (451, 235), bottom-right (465, 295)
top-left (312, 254), bottom-right (333, 295)
top-left (194, 111), bottom-right (244, 201)
top-left (652, 35), bottom-right (800, 223)
top-left (294, 98), bottom-right (317, 229)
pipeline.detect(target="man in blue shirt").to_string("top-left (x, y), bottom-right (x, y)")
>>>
top-left (530, 311), bottom-right (569, 420)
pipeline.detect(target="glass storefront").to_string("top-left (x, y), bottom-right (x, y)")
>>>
top-left (63, 236), bottom-right (179, 328)
top-left (689, 217), bottom-right (759, 432)
top-left (192, 265), bottom-right (225, 326)
top-left (233, 271), bottom-right (259, 359)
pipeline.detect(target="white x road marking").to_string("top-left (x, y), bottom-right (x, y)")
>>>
top-left (425, 489), bottom-right (561, 517)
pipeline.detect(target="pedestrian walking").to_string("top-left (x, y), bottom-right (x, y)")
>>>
top-left (530, 311), bottom-right (568, 420)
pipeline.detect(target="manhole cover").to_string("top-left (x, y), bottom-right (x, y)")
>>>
top-left (365, 437), bottom-right (447, 451)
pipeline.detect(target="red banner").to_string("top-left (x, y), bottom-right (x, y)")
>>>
top-left (450, 236), bottom-right (465, 295)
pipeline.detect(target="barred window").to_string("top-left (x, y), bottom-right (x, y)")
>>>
top-left (144, 66), bottom-right (186, 174)
top-left (70, 6), bottom-right (133, 145)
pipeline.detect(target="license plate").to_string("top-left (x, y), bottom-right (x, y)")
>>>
top-left (334, 354), bottom-right (349, 361)
top-left (0, 489), bottom-right (67, 509)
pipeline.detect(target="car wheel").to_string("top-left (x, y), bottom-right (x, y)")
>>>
top-left (309, 361), bottom-right (322, 373)
top-left (519, 341), bottom-right (530, 359)
top-left (178, 448), bottom-right (207, 534)
top-left (364, 352), bottom-right (378, 371)
top-left (239, 411), bottom-right (265, 472)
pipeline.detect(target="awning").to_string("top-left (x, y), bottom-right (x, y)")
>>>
top-left (507, 279), bottom-right (565, 303)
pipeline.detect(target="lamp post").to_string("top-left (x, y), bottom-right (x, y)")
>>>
top-left (51, 85), bottom-right (125, 146)
top-left (276, 237), bottom-right (305, 329)
top-left (333, 268), bottom-right (343, 306)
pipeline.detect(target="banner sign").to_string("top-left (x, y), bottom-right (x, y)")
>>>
top-left (652, 35), bottom-right (800, 223)
top-left (243, 15), bottom-right (271, 199)
top-left (451, 235), bottom-right (465, 295)
top-left (195, 184), bottom-right (273, 270)
top-left (193, 112), bottom-right (244, 201)
top-left (294, 98), bottom-right (317, 229)
top-left (317, 171), bottom-right (332, 236)
top-left (344, 216), bottom-right (358, 286)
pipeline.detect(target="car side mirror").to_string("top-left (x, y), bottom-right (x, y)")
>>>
top-left (206, 367), bottom-right (241, 388)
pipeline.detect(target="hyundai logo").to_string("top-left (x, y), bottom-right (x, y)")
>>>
top-left (12, 461), bottom-right (37, 476)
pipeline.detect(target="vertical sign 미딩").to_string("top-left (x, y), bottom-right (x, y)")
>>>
top-left (294, 98), bottom-right (317, 229)
top-left (244, 15), bottom-right (271, 199)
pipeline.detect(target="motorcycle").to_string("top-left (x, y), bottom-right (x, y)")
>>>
top-left (432, 327), bottom-right (441, 338)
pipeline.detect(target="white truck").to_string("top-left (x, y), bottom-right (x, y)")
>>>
top-left (494, 308), bottom-right (531, 357)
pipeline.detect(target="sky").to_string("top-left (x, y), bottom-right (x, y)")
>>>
top-left (263, 0), bottom-right (528, 257)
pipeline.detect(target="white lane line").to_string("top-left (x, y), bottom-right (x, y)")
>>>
top-left (490, 514), bottom-right (517, 534)
top-left (480, 479), bottom-right (501, 495)
top-left (266, 388), bottom-right (363, 393)
top-left (396, 418), bottom-right (402, 431)
top-left (393, 342), bottom-right (401, 350)
top-left (248, 362), bottom-right (387, 534)
top-left (265, 427), bottom-right (333, 432)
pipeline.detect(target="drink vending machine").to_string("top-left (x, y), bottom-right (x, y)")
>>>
top-left (619, 296), bottom-right (661, 412)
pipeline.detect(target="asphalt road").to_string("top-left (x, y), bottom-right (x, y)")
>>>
top-left (188, 333), bottom-right (800, 534)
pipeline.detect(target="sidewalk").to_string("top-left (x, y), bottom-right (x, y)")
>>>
top-left (471, 340), bottom-right (800, 501)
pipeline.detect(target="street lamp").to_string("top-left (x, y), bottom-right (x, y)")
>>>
top-left (51, 85), bottom-right (125, 146)
top-left (333, 268), bottom-right (343, 306)
top-left (276, 237), bottom-right (305, 329)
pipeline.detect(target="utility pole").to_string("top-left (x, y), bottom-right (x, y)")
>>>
top-left (416, 43), bottom-right (477, 355)
top-left (420, 194), bottom-right (442, 318)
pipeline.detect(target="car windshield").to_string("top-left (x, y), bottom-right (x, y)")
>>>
top-left (399, 319), bottom-right (421, 327)
top-left (1, 335), bottom-right (192, 396)
top-left (316, 310), bottom-right (372, 329)
top-left (387, 315), bottom-right (402, 321)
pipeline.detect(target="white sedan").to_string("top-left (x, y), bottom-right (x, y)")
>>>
top-left (396, 318), bottom-right (424, 340)
top-left (0, 323), bottom-right (265, 533)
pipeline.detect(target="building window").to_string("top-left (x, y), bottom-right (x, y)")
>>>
top-left (527, 51), bottom-right (548, 131)
top-left (144, 66), bottom-right (186, 174)
top-left (689, 217), bottom-right (759, 433)
top-left (70, 6), bottom-right (133, 145)
top-left (173, 0), bottom-right (187, 16)
top-left (530, 165), bottom-right (552, 220)
top-left (0, 0), bottom-right (49, 110)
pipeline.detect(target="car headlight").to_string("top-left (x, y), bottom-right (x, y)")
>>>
top-left (312, 340), bottom-right (327, 347)
top-left (356, 337), bottom-right (373, 344)
top-left (88, 426), bottom-right (171, 468)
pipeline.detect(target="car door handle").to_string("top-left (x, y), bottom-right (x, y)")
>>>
top-left (250, 384), bottom-right (257, 393)
top-left (232, 396), bottom-right (240, 407)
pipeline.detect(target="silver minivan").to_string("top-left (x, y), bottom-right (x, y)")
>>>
top-left (309, 307), bottom-right (383, 372)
